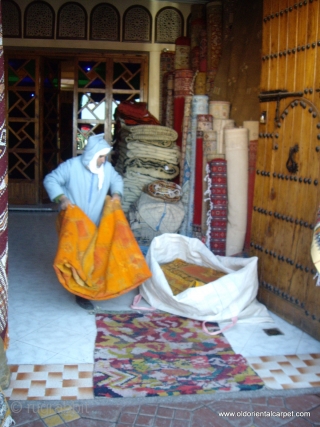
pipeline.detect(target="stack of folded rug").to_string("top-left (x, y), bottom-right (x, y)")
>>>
top-left (116, 125), bottom-right (181, 213)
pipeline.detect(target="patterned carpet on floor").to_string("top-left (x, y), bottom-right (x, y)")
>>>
top-left (93, 311), bottom-right (264, 398)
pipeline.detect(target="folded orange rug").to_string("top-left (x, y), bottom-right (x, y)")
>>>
top-left (53, 196), bottom-right (152, 300)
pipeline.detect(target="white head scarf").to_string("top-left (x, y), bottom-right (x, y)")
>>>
top-left (82, 134), bottom-right (112, 190)
top-left (88, 148), bottom-right (111, 190)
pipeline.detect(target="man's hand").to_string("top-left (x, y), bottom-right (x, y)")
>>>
top-left (111, 193), bottom-right (121, 202)
top-left (59, 195), bottom-right (73, 210)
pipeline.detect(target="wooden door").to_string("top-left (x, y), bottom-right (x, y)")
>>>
top-left (6, 55), bottom-right (40, 204)
top-left (250, 0), bottom-right (320, 340)
top-left (40, 57), bottom-right (61, 202)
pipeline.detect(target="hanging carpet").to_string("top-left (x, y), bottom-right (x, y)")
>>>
top-left (53, 197), bottom-right (151, 300)
top-left (93, 311), bottom-right (265, 398)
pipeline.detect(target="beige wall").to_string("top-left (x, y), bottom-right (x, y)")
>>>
top-left (3, 0), bottom-right (192, 119)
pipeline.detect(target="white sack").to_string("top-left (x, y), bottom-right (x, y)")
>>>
top-left (139, 233), bottom-right (272, 324)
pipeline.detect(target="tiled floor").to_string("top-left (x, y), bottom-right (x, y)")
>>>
top-left (5, 364), bottom-right (94, 400)
top-left (3, 210), bottom-right (320, 425)
top-left (249, 354), bottom-right (320, 390)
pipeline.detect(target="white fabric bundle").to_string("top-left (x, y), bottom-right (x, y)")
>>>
top-left (225, 128), bottom-right (249, 256)
top-left (128, 201), bottom-right (162, 246)
top-left (138, 192), bottom-right (185, 234)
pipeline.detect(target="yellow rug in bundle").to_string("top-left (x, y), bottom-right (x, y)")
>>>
top-left (160, 258), bottom-right (227, 295)
top-left (53, 196), bottom-right (152, 300)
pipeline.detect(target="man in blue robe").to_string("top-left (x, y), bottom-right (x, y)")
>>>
top-left (44, 133), bottom-right (123, 309)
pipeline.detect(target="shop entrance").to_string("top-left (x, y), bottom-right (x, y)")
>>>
top-left (5, 51), bottom-right (148, 204)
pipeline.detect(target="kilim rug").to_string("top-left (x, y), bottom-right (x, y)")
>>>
top-left (93, 311), bottom-right (264, 398)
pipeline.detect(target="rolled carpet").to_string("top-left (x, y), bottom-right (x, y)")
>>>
top-left (224, 128), bottom-right (249, 256)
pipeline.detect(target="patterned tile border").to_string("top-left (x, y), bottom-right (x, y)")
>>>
top-left (3, 355), bottom-right (320, 400)
top-left (247, 353), bottom-right (320, 390)
top-left (3, 364), bottom-right (94, 401)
